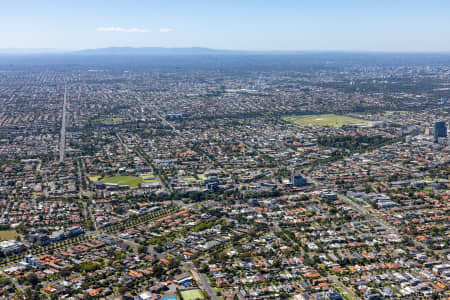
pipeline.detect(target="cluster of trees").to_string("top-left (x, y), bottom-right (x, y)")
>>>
top-left (318, 135), bottom-right (394, 151)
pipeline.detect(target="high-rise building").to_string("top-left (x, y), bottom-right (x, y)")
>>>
top-left (291, 170), bottom-right (308, 187)
top-left (434, 121), bottom-right (447, 142)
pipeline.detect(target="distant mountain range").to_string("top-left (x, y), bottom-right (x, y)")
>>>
top-left (75, 47), bottom-right (251, 55)
top-left (0, 47), bottom-right (449, 56)
top-left (0, 47), bottom-right (304, 56)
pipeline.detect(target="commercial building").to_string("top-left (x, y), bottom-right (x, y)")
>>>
top-left (291, 171), bottom-right (308, 187)
top-left (0, 240), bottom-right (25, 255)
top-left (434, 121), bottom-right (447, 142)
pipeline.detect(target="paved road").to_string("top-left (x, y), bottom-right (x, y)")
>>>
top-left (339, 193), bottom-right (448, 262)
top-left (153, 110), bottom-right (179, 133)
top-left (329, 275), bottom-right (360, 300)
top-left (273, 213), bottom-right (359, 299)
top-left (59, 84), bottom-right (68, 163)
top-left (76, 159), bottom-right (84, 197)
top-left (306, 174), bottom-right (449, 264)
top-left (191, 268), bottom-right (219, 300)
top-left (273, 222), bottom-right (305, 256)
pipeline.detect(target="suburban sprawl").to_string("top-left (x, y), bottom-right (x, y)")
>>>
top-left (0, 53), bottom-right (448, 300)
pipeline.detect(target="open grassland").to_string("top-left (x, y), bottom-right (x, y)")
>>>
top-left (100, 176), bottom-right (143, 187)
top-left (282, 114), bottom-right (369, 127)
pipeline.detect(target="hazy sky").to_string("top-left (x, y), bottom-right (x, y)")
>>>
top-left (1, 0), bottom-right (450, 52)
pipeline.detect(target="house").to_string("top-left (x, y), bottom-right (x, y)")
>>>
top-left (136, 291), bottom-right (155, 300)
top-left (174, 272), bottom-right (192, 285)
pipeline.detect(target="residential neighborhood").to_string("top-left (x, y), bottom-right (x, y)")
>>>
top-left (0, 53), bottom-right (448, 299)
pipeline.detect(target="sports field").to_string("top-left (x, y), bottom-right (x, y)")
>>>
top-left (91, 117), bottom-right (127, 123)
top-left (0, 230), bottom-right (19, 241)
top-left (183, 176), bottom-right (197, 182)
top-left (385, 110), bottom-right (409, 114)
top-left (180, 289), bottom-right (205, 300)
top-left (100, 176), bottom-right (143, 187)
top-left (139, 173), bottom-right (158, 182)
top-left (282, 114), bottom-right (369, 127)
top-left (88, 175), bottom-right (100, 181)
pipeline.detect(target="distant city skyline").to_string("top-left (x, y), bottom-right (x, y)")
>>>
top-left (1, 0), bottom-right (450, 52)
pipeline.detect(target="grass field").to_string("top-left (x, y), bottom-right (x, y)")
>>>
top-left (183, 176), bottom-right (197, 182)
top-left (100, 176), bottom-right (143, 188)
top-left (282, 114), bottom-right (369, 127)
top-left (91, 117), bottom-right (126, 123)
top-left (385, 110), bottom-right (409, 114)
top-left (0, 230), bottom-right (19, 241)
top-left (180, 289), bottom-right (205, 300)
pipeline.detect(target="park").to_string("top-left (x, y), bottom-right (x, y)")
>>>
top-left (282, 114), bottom-right (369, 127)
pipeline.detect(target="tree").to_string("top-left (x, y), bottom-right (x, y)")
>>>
top-left (168, 258), bottom-right (180, 269)
top-left (153, 264), bottom-right (164, 279)
top-left (138, 245), bottom-right (147, 254)
top-left (200, 264), bottom-right (210, 273)
top-left (27, 273), bottom-right (40, 287)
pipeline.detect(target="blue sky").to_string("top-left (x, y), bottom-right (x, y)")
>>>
top-left (1, 0), bottom-right (450, 51)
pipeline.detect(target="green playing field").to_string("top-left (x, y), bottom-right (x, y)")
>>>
top-left (282, 114), bottom-right (369, 127)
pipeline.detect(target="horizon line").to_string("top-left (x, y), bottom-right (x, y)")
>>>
top-left (0, 46), bottom-right (450, 55)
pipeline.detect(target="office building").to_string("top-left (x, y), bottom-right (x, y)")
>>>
top-left (292, 171), bottom-right (308, 187)
top-left (434, 121), bottom-right (447, 142)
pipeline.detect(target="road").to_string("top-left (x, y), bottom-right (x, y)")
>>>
top-left (273, 211), bottom-right (360, 299)
top-left (153, 110), bottom-right (179, 133)
top-left (76, 159), bottom-right (84, 197)
top-left (191, 268), bottom-right (219, 300)
top-left (59, 83), bottom-right (68, 163)
top-left (76, 158), bottom-right (98, 230)
top-left (305, 174), bottom-right (449, 263)
top-left (329, 275), bottom-right (360, 300)
top-left (116, 133), bottom-right (130, 152)
top-left (273, 221), bottom-right (305, 256)
top-left (134, 144), bottom-right (171, 192)
top-left (117, 132), bottom-right (170, 193)
top-left (342, 193), bottom-right (448, 262)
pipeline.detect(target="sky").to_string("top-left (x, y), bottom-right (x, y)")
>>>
top-left (1, 0), bottom-right (450, 52)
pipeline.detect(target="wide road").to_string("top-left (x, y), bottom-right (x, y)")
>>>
top-left (153, 110), bottom-right (179, 133)
top-left (305, 174), bottom-right (449, 263)
top-left (329, 275), bottom-right (361, 300)
top-left (191, 268), bottom-right (219, 300)
top-left (273, 215), bottom-right (360, 299)
top-left (59, 83), bottom-right (68, 163)
top-left (340, 193), bottom-right (449, 262)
